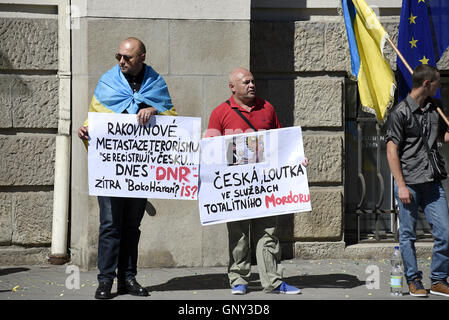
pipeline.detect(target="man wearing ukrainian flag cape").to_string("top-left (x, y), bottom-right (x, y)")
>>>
top-left (77, 37), bottom-right (176, 300)
top-left (78, 37), bottom-right (176, 141)
top-left (88, 61), bottom-right (176, 118)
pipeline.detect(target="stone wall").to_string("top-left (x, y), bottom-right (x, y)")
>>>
top-left (250, 2), bottom-right (449, 258)
top-left (251, 18), bottom-right (347, 256)
top-left (0, 12), bottom-right (59, 263)
top-left (250, 2), bottom-right (402, 256)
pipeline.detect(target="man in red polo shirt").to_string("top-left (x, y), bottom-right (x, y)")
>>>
top-left (205, 67), bottom-right (307, 295)
top-left (206, 73), bottom-right (281, 136)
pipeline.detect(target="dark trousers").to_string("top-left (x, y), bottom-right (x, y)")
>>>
top-left (97, 196), bottom-right (147, 283)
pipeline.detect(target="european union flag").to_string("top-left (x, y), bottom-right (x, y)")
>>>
top-left (397, 0), bottom-right (449, 101)
top-left (428, 0), bottom-right (449, 61)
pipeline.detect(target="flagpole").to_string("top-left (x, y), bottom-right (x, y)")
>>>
top-left (386, 37), bottom-right (449, 126)
top-left (386, 37), bottom-right (414, 74)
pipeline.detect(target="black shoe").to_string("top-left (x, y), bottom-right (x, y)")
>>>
top-left (95, 281), bottom-right (114, 299)
top-left (117, 278), bottom-right (149, 297)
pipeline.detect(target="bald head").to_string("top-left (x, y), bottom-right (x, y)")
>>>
top-left (228, 67), bottom-right (256, 105)
top-left (121, 37), bottom-right (146, 55)
top-left (229, 67), bottom-right (252, 86)
top-left (117, 37), bottom-right (146, 76)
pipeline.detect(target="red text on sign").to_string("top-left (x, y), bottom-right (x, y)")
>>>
top-left (155, 166), bottom-right (191, 183)
top-left (265, 191), bottom-right (310, 208)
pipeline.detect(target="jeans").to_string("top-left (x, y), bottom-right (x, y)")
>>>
top-left (394, 181), bottom-right (449, 282)
top-left (97, 196), bottom-right (147, 283)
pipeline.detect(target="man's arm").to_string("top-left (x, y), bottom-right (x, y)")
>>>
top-left (386, 140), bottom-right (412, 204)
top-left (440, 130), bottom-right (449, 143)
top-left (436, 102), bottom-right (449, 143)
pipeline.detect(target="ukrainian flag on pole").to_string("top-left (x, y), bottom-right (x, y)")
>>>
top-left (342, 0), bottom-right (396, 121)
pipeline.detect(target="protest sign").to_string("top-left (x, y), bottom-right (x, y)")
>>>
top-left (198, 126), bottom-right (311, 225)
top-left (88, 113), bottom-right (201, 200)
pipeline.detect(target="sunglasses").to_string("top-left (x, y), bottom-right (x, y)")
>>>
top-left (115, 53), bottom-right (142, 62)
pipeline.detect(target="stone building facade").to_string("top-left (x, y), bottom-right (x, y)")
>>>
top-left (0, 0), bottom-right (445, 268)
top-left (0, 0), bottom-right (70, 264)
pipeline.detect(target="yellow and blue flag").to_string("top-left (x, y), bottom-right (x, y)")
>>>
top-left (82, 64), bottom-right (176, 148)
top-left (342, 0), bottom-right (396, 121)
top-left (85, 64), bottom-right (176, 125)
top-left (397, 0), bottom-right (449, 101)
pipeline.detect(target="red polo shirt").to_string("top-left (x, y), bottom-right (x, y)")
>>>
top-left (205, 95), bottom-right (281, 137)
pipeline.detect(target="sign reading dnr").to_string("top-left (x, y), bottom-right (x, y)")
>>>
top-left (198, 126), bottom-right (311, 225)
top-left (87, 112), bottom-right (201, 200)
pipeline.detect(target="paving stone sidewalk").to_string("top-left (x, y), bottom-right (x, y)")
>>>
top-left (1, 258), bottom-right (446, 301)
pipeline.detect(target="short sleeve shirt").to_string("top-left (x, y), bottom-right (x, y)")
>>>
top-left (205, 95), bottom-right (281, 137)
top-left (385, 94), bottom-right (447, 184)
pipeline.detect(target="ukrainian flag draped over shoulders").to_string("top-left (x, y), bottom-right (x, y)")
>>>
top-left (85, 64), bottom-right (176, 125)
top-left (342, 0), bottom-right (396, 121)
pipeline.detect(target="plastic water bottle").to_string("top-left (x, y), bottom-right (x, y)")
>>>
top-left (390, 246), bottom-right (403, 296)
